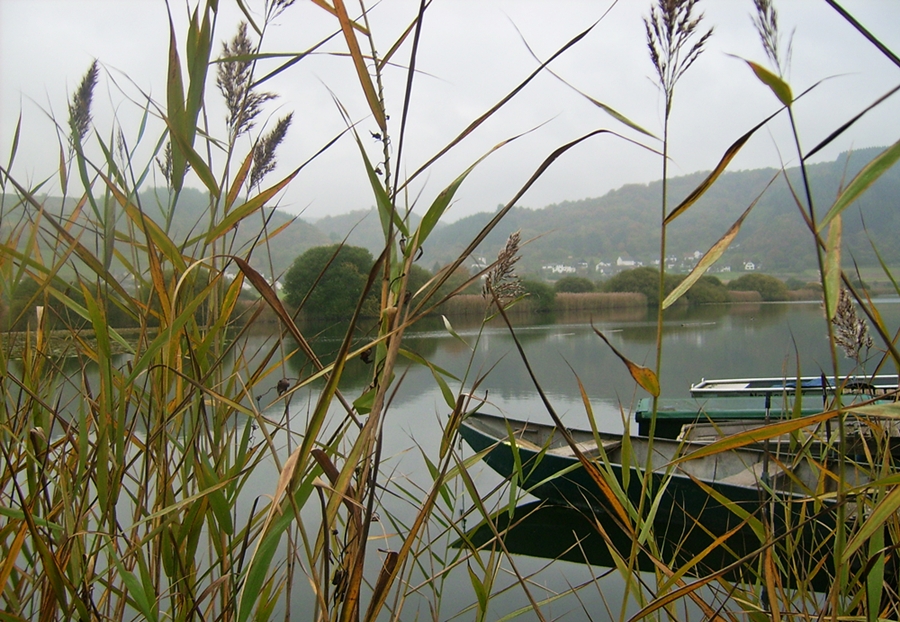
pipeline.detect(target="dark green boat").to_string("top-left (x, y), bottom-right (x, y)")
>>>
top-left (459, 412), bottom-right (873, 529)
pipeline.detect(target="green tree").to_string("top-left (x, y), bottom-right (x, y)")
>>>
top-left (554, 276), bottom-right (595, 293)
top-left (602, 267), bottom-right (674, 306)
top-left (522, 279), bottom-right (555, 312)
top-left (3, 276), bottom-right (43, 331)
top-left (406, 263), bottom-right (433, 302)
top-left (434, 265), bottom-right (478, 302)
top-left (675, 274), bottom-right (729, 305)
top-left (283, 244), bottom-right (377, 318)
top-left (1, 276), bottom-right (123, 331)
top-left (727, 273), bottom-right (789, 301)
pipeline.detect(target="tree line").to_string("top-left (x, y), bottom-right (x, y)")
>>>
top-left (280, 247), bottom-right (809, 319)
top-left (2, 247), bottom-right (815, 330)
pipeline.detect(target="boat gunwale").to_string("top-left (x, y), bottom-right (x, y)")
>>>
top-left (459, 412), bottom-right (822, 501)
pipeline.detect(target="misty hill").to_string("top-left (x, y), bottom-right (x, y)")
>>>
top-left (422, 146), bottom-right (900, 276)
top-left (310, 209), bottom-right (435, 253)
top-left (139, 187), bottom-right (331, 279)
top-left (4, 147), bottom-right (897, 282)
top-left (0, 187), bottom-right (330, 281)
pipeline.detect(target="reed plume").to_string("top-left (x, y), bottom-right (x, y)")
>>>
top-left (155, 141), bottom-right (190, 187)
top-left (266, 0), bottom-right (296, 21)
top-left (483, 231), bottom-right (524, 304)
top-left (216, 22), bottom-right (274, 139)
top-left (752, 0), bottom-right (792, 75)
top-left (645, 0), bottom-right (712, 390)
top-left (250, 113), bottom-right (293, 189)
top-left (832, 287), bottom-right (873, 362)
top-left (645, 0), bottom-right (713, 114)
top-left (68, 59), bottom-right (98, 145)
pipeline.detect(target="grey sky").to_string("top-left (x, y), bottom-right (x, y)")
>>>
top-left (2, 0), bottom-right (899, 223)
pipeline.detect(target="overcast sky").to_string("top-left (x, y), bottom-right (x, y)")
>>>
top-left (2, 1), bottom-right (899, 223)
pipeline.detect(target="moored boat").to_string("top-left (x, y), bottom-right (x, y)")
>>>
top-left (459, 411), bottom-right (874, 529)
top-left (635, 373), bottom-right (899, 439)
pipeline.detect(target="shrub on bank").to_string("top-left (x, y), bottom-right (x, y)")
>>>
top-left (727, 273), bottom-right (789, 301)
top-left (602, 267), bottom-right (670, 305)
top-left (554, 276), bottom-right (595, 293)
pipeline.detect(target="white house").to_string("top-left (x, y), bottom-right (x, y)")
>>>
top-left (542, 264), bottom-right (576, 274)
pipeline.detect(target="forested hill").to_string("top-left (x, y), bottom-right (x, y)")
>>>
top-left (417, 146), bottom-right (900, 275)
top-left (4, 147), bottom-right (897, 280)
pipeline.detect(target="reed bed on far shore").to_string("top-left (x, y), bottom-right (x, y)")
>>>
top-left (555, 291), bottom-right (647, 312)
top-left (438, 291), bottom-right (650, 317)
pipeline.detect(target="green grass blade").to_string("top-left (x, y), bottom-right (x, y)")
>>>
top-left (206, 167), bottom-right (298, 243)
top-left (110, 557), bottom-right (159, 622)
top-left (165, 12), bottom-right (188, 192)
top-left (824, 215), bottom-right (842, 320)
top-left (746, 60), bottom-right (793, 106)
top-left (842, 485), bottom-right (900, 561)
top-left (664, 111), bottom-right (778, 225)
top-left (819, 139), bottom-right (900, 230)
top-left (5, 111), bottom-right (21, 180)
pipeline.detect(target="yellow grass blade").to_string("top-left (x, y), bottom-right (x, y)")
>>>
top-left (225, 150), bottom-right (253, 211)
top-left (664, 110), bottom-right (779, 225)
top-left (669, 410), bottom-right (839, 464)
top-left (330, 0), bottom-right (386, 132)
top-left (592, 325), bottom-right (660, 397)
top-left (663, 172), bottom-right (777, 308)
top-left (746, 60), bottom-right (793, 106)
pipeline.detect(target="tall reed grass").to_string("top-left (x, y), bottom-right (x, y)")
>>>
top-left (1, 0), bottom-right (899, 620)
top-left (555, 292), bottom-right (647, 312)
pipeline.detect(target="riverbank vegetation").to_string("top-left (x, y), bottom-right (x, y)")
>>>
top-left (1, 1), bottom-right (899, 621)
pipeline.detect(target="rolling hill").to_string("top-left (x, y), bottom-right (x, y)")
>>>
top-left (3, 147), bottom-right (896, 282)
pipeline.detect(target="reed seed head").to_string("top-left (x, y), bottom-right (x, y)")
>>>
top-left (266, 0), bottom-right (296, 21)
top-left (483, 231), bottom-right (524, 303)
top-left (644, 0), bottom-right (713, 112)
top-left (250, 113), bottom-right (293, 189)
top-left (68, 60), bottom-right (99, 145)
top-left (156, 141), bottom-right (190, 187)
top-left (832, 288), bottom-right (874, 362)
top-left (217, 22), bottom-right (275, 139)
top-left (752, 0), bottom-right (793, 75)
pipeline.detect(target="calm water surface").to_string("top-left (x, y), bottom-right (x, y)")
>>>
top-left (247, 299), bottom-right (899, 620)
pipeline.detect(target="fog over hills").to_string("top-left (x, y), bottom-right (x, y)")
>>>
top-left (5, 147), bottom-right (896, 282)
top-left (315, 146), bottom-right (898, 278)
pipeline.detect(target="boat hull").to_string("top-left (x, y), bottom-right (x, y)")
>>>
top-left (459, 413), bottom-right (846, 532)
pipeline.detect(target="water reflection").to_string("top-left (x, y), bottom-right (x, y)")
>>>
top-left (460, 500), bottom-right (896, 594)
top-left (11, 301), bottom-right (900, 618)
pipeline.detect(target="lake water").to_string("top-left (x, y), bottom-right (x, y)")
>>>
top-left (246, 298), bottom-right (899, 620)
